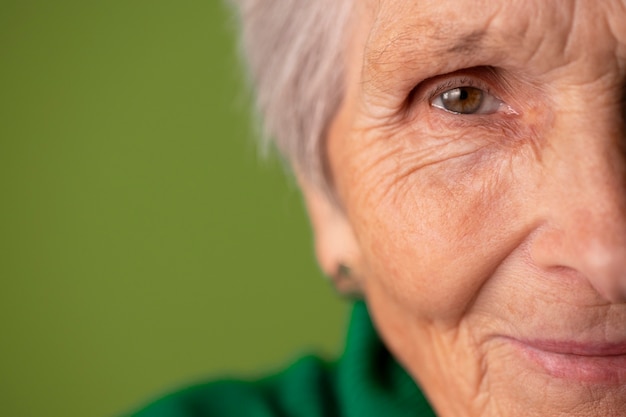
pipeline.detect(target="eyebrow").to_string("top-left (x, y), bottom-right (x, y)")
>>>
top-left (366, 27), bottom-right (491, 71)
top-left (443, 30), bottom-right (488, 54)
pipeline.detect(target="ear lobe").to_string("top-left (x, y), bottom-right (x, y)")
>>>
top-left (298, 176), bottom-right (364, 296)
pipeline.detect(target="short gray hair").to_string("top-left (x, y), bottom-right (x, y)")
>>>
top-left (228, 0), bottom-right (353, 192)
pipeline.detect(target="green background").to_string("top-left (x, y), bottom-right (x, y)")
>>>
top-left (0, 2), bottom-right (347, 416)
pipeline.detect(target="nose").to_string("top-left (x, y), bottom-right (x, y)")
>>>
top-left (529, 103), bottom-right (626, 303)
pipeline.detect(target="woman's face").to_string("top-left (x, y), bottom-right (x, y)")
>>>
top-left (317, 0), bottom-right (626, 415)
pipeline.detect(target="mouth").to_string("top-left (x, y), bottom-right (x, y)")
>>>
top-left (506, 338), bottom-right (626, 384)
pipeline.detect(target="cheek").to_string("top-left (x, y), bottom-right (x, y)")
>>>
top-left (339, 128), bottom-right (536, 322)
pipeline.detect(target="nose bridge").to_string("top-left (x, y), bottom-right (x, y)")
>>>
top-left (558, 141), bottom-right (626, 251)
top-left (532, 103), bottom-right (626, 302)
top-left (561, 124), bottom-right (625, 229)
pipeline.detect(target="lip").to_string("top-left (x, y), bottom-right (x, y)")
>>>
top-left (506, 338), bottom-right (626, 384)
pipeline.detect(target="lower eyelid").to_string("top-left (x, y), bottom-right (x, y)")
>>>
top-left (425, 114), bottom-right (522, 141)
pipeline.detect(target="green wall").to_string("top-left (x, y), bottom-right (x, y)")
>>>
top-left (0, 2), bottom-right (347, 416)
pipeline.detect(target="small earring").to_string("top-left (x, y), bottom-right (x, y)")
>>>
top-left (337, 263), bottom-right (351, 278)
top-left (331, 263), bottom-right (362, 299)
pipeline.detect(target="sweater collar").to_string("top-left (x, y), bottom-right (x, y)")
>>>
top-left (337, 301), bottom-right (437, 417)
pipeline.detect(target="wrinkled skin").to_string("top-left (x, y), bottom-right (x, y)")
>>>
top-left (302, 0), bottom-right (626, 416)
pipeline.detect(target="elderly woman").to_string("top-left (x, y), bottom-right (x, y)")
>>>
top-left (130, 0), bottom-right (626, 416)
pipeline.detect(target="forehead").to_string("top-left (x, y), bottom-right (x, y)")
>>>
top-left (361, 0), bottom-right (626, 84)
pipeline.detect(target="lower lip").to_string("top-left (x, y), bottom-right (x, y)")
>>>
top-left (507, 339), bottom-right (626, 384)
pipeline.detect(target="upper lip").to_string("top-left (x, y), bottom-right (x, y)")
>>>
top-left (511, 339), bottom-right (626, 356)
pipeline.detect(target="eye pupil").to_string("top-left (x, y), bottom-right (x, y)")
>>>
top-left (440, 87), bottom-right (483, 114)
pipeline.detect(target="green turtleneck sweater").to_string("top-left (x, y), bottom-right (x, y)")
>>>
top-left (127, 302), bottom-right (437, 417)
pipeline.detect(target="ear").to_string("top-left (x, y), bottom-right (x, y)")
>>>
top-left (297, 175), bottom-right (364, 296)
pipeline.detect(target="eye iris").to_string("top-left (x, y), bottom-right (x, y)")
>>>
top-left (441, 87), bottom-right (483, 114)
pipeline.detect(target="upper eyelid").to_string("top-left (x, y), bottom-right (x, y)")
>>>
top-left (407, 66), bottom-right (504, 101)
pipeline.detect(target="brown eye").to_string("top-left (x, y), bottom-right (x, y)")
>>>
top-left (441, 87), bottom-right (483, 113)
top-left (431, 86), bottom-right (504, 115)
